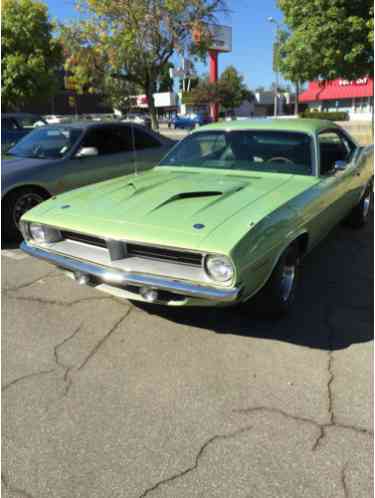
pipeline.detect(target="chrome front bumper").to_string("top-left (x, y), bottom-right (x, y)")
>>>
top-left (20, 242), bottom-right (240, 303)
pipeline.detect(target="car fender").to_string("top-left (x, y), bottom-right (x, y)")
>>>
top-left (232, 205), bottom-right (308, 301)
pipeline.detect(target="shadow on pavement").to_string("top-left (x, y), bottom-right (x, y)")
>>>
top-left (135, 219), bottom-right (374, 352)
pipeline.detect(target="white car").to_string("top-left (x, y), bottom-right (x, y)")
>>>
top-left (122, 113), bottom-right (151, 129)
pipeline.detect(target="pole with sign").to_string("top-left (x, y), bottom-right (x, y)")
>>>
top-left (193, 23), bottom-right (232, 122)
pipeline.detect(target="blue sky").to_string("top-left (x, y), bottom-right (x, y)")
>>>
top-left (45, 0), bottom-right (286, 90)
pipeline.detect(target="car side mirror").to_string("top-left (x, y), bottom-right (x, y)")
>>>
top-left (75, 146), bottom-right (98, 158)
top-left (334, 160), bottom-right (348, 172)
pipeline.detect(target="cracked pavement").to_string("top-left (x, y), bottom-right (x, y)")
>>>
top-left (2, 216), bottom-right (373, 498)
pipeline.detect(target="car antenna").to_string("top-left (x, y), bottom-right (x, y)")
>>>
top-left (130, 121), bottom-right (138, 176)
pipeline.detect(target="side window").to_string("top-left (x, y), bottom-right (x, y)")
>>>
top-left (80, 127), bottom-right (131, 155)
top-left (132, 128), bottom-right (161, 149)
top-left (318, 130), bottom-right (354, 176)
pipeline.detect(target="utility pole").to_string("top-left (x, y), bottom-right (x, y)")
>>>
top-left (268, 17), bottom-right (282, 117)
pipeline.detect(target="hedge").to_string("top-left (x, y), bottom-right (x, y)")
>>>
top-left (299, 110), bottom-right (349, 121)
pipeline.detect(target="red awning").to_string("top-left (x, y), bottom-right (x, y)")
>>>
top-left (299, 78), bottom-right (373, 103)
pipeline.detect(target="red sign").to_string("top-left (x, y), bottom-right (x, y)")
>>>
top-left (299, 77), bottom-right (373, 102)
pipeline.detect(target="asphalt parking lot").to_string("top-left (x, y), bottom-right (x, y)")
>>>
top-left (2, 212), bottom-right (373, 498)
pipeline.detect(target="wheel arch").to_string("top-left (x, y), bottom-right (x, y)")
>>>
top-left (241, 230), bottom-right (309, 303)
top-left (2, 184), bottom-right (51, 205)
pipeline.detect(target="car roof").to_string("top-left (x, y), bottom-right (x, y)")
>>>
top-left (194, 118), bottom-right (341, 135)
top-left (41, 120), bottom-right (144, 130)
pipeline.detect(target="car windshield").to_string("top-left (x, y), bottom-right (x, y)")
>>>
top-left (160, 130), bottom-right (313, 175)
top-left (8, 127), bottom-right (82, 159)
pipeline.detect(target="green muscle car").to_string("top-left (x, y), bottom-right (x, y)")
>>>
top-left (20, 119), bottom-right (373, 314)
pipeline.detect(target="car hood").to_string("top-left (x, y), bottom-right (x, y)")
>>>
top-left (23, 167), bottom-right (316, 252)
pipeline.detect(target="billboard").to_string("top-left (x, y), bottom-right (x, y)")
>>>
top-left (193, 23), bottom-right (232, 53)
top-left (208, 24), bottom-right (232, 52)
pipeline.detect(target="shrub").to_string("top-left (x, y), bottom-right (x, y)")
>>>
top-left (299, 110), bottom-right (349, 121)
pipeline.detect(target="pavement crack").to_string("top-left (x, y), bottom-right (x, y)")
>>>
top-left (78, 307), bottom-right (132, 371)
top-left (233, 406), bottom-right (373, 452)
top-left (5, 272), bottom-right (59, 292)
top-left (311, 425), bottom-right (326, 451)
top-left (327, 350), bottom-right (335, 424)
top-left (6, 295), bottom-right (114, 308)
top-left (2, 369), bottom-right (55, 393)
top-left (53, 324), bottom-right (82, 396)
top-left (341, 463), bottom-right (350, 498)
top-left (138, 425), bottom-right (253, 498)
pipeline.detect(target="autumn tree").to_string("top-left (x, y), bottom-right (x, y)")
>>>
top-left (2, 0), bottom-right (62, 110)
top-left (60, 0), bottom-right (226, 130)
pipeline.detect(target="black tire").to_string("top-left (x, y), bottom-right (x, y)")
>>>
top-left (346, 182), bottom-right (373, 229)
top-left (248, 243), bottom-right (300, 316)
top-left (2, 187), bottom-right (49, 241)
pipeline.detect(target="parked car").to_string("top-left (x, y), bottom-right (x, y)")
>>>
top-left (171, 113), bottom-right (212, 130)
top-left (122, 113), bottom-right (151, 129)
top-left (20, 119), bottom-right (373, 315)
top-left (43, 115), bottom-right (73, 125)
top-left (1, 113), bottom-right (46, 152)
top-left (2, 121), bottom-right (172, 238)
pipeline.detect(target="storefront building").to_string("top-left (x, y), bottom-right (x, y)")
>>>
top-left (299, 77), bottom-right (373, 120)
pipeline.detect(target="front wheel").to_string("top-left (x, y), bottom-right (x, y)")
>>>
top-left (248, 243), bottom-right (300, 316)
top-left (2, 188), bottom-right (48, 241)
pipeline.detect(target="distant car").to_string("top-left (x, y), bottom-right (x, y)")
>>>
top-left (122, 113), bottom-right (151, 129)
top-left (1, 113), bottom-right (47, 152)
top-left (43, 115), bottom-right (73, 125)
top-left (2, 121), bottom-right (173, 238)
top-left (171, 113), bottom-right (212, 130)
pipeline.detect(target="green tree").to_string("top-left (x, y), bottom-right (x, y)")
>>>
top-left (219, 65), bottom-right (253, 112)
top-left (277, 0), bottom-right (373, 81)
top-left (2, 0), bottom-right (62, 110)
top-left (189, 66), bottom-right (253, 114)
top-left (60, 0), bottom-right (226, 130)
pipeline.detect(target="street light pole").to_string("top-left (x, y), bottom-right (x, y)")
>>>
top-left (268, 17), bottom-right (281, 118)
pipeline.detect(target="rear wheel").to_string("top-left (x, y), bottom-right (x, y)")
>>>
top-left (347, 182), bottom-right (373, 228)
top-left (248, 243), bottom-right (300, 316)
top-left (2, 187), bottom-right (49, 241)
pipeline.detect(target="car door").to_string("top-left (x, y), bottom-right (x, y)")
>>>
top-left (314, 129), bottom-right (358, 231)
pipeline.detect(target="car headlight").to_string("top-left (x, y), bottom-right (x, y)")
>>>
top-left (205, 254), bottom-right (234, 283)
top-left (29, 223), bottom-right (61, 244)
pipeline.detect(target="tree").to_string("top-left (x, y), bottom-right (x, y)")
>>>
top-left (2, 0), bottom-right (62, 110)
top-left (219, 66), bottom-right (253, 112)
top-left (60, 0), bottom-right (226, 130)
top-left (277, 0), bottom-right (373, 82)
top-left (189, 66), bottom-right (253, 113)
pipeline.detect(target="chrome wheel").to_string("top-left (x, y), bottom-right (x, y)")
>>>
top-left (362, 191), bottom-right (371, 218)
top-left (12, 192), bottom-right (44, 228)
top-left (280, 264), bottom-right (296, 302)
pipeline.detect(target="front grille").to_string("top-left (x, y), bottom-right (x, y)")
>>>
top-left (61, 231), bottom-right (107, 248)
top-left (126, 243), bottom-right (202, 267)
top-left (60, 230), bottom-right (202, 267)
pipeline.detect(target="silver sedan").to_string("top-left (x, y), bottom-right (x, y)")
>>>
top-left (2, 121), bottom-right (173, 239)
